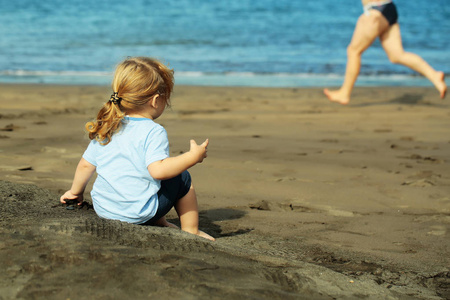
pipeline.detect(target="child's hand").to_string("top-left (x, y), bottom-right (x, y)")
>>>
top-left (189, 139), bottom-right (209, 163)
top-left (60, 190), bottom-right (84, 206)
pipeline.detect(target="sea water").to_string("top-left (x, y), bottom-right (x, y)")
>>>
top-left (0, 0), bottom-right (449, 87)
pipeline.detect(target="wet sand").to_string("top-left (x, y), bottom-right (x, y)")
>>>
top-left (0, 83), bottom-right (449, 299)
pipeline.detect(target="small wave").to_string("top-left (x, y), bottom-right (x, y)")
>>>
top-left (0, 70), bottom-right (112, 77)
top-left (0, 70), bottom-right (433, 87)
top-left (175, 71), bottom-right (427, 79)
top-left (175, 72), bottom-right (433, 87)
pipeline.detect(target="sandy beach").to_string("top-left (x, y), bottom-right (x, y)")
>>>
top-left (0, 83), bottom-right (449, 299)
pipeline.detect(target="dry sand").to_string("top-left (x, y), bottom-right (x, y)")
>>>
top-left (0, 83), bottom-right (449, 299)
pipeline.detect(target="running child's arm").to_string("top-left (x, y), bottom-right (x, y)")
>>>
top-left (60, 157), bottom-right (96, 205)
top-left (148, 139), bottom-right (208, 180)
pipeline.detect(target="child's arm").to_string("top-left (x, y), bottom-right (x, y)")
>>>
top-left (148, 139), bottom-right (208, 180)
top-left (60, 157), bottom-right (96, 205)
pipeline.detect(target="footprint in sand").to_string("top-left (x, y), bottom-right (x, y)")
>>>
top-left (427, 225), bottom-right (446, 236)
top-left (41, 146), bottom-right (67, 154)
top-left (275, 200), bottom-right (357, 217)
top-left (402, 171), bottom-right (442, 187)
top-left (0, 124), bottom-right (22, 131)
top-left (400, 154), bottom-right (444, 164)
top-left (374, 129), bottom-right (392, 133)
top-left (320, 139), bottom-right (339, 143)
top-left (401, 179), bottom-right (435, 187)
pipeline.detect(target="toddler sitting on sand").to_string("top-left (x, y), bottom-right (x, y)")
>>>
top-left (60, 57), bottom-right (214, 241)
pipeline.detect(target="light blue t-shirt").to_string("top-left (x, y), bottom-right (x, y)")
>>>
top-left (82, 116), bottom-right (169, 224)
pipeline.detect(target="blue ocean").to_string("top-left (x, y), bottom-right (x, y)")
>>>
top-left (1, 0), bottom-right (449, 87)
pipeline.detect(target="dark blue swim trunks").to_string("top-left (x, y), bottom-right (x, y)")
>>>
top-left (371, 2), bottom-right (398, 25)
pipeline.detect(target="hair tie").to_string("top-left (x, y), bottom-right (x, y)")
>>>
top-left (109, 92), bottom-right (122, 105)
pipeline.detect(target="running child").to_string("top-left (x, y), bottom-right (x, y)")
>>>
top-left (324, 0), bottom-right (446, 104)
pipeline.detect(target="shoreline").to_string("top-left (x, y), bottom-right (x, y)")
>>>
top-left (1, 83), bottom-right (449, 299)
top-left (0, 70), bottom-right (438, 88)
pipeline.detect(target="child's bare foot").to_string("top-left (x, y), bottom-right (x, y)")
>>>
top-left (324, 88), bottom-right (350, 105)
top-left (154, 217), bottom-right (179, 229)
top-left (197, 230), bottom-right (215, 241)
top-left (182, 228), bottom-right (215, 241)
top-left (435, 71), bottom-right (447, 99)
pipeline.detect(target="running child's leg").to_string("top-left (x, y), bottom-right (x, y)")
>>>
top-left (324, 11), bottom-right (389, 104)
top-left (380, 24), bottom-right (447, 99)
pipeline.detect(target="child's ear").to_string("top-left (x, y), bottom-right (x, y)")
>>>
top-left (150, 95), bottom-right (159, 108)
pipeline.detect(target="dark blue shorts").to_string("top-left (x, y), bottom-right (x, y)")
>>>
top-left (144, 170), bottom-right (192, 224)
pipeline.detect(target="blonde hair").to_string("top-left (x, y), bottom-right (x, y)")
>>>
top-left (86, 57), bottom-right (174, 145)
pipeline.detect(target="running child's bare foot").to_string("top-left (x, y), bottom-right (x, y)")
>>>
top-left (323, 88), bottom-right (350, 105)
top-left (435, 71), bottom-right (447, 99)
